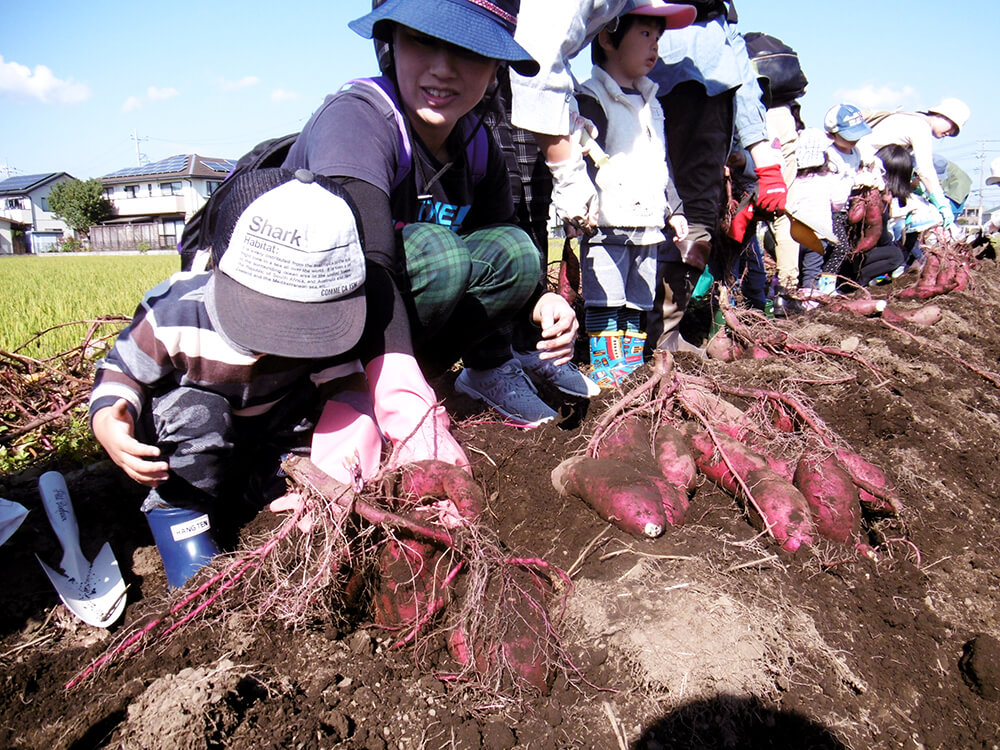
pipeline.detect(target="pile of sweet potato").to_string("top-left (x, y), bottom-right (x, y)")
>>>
top-left (552, 384), bottom-right (900, 555)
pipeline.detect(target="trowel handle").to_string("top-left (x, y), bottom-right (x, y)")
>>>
top-left (38, 471), bottom-right (81, 554)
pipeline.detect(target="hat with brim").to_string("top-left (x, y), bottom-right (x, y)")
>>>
top-left (986, 156), bottom-right (1000, 187)
top-left (921, 97), bottom-right (970, 136)
top-left (211, 168), bottom-right (367, 359)
top-left (622, 1), bottom-right (697, 28)
top-left (349, 0), bottom-right (539, 77)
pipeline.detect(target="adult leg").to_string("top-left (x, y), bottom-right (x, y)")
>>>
top-left (648, 82), bottom-right (733, 355)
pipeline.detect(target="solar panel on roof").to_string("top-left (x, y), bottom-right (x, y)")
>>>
top-left (202, 160), bottom-right (236, 173)
top-left (104, 155), bottom-right (190, 178)
top-left (0, 174), bottom-right (52, 193)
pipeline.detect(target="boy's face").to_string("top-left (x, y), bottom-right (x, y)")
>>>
top-left (600, 18), bottom-right (663, 88)
top-left (392, 25), bottom-right (499, 154)
top-left (831, 132), bottom-right (858, 154)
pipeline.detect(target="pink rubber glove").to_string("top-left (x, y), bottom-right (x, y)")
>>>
top-left (366, 353), bottom-right (471, 473)
top-left (754, 163), bottom-right (789, 213)
top-left (311, 397), bottom-right (384, 486)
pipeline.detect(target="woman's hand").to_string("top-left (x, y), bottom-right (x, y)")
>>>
top-left (91, 399), bottom-right (169, 487)
top-left (531, 291), bottom-right (579, 366)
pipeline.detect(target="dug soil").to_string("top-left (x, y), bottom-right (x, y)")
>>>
top-left (2, 253), bottom-right (999, 749)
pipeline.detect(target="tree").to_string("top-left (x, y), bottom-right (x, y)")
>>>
top-left (47, 178), bottom-right (114, 237)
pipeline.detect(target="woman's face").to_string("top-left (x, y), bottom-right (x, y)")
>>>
top-left (391, 25), bottom-right (499, 155)
top-left (929, 114), bottom-right (958, 138)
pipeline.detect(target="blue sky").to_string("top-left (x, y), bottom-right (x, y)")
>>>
top-left (3, 1), bottom-right (998, 210)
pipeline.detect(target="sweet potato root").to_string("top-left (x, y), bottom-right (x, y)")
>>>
top-left (684, 427), bottom-right (814, 552)
top-left (552, 456), bottom-right (666, 538)
top-left (705, 331), bottom-right (744, 361)
top-left (793, 455), bottom-right (862, 544)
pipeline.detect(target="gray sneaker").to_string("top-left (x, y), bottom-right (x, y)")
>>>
top-left (512, 349), bottom-right (600, 399)
top-left (455, 360), bottom-right (558, 427)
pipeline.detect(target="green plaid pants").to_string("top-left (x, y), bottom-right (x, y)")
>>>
top-left (401, 223), bottom-right (540, 372)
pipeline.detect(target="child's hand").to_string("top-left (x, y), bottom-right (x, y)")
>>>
top-left (92, 399), bottom-right (169, 487)
top-left (669, 214), bottom-right (689, 241)
top-left (531, 291), bottom-right (579, 366)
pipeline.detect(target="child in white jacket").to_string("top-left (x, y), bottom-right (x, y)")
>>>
top-left (576, 1), bottom-right (688, 387)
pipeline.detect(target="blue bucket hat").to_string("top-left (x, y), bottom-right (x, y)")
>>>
top-left (349, 0), bottom-right (539, 77)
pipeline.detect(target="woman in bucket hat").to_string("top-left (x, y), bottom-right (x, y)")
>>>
top-left (858, 97), bottom-right (971, 230)
top-left (284, 0), bottom-right (584, 429)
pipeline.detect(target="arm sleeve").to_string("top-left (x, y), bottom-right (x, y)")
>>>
top-left (510, 0), bottom-right (625, 135)
top-left (730, 25), bottom-right (769, 149)
top-left (665, 149), bottom-right (684, 217)
top-left (282, 91), bottom-right (400, 199)
top-left (336, 177), bottom-right (414, 361)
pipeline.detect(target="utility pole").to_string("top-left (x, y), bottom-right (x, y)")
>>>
top-left (977, 141), bottom-right (986, 226)
top-left (130, 129), bottom-right (149, 167)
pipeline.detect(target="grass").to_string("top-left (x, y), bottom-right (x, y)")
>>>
top-left (0, 253), bottom-right (177, 358)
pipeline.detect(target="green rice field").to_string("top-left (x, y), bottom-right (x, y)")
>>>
top-left (0, 253), bottom-right (178, 358)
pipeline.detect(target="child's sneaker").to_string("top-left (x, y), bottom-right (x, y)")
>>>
top-left (455, 360), bottom-right (558, 427)
top-left (512, 349), bottom-right (600, 399)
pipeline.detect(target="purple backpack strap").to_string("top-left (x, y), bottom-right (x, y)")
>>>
top-left (343, 76), bottom-right (412, 190)
top-left (343, 75), bottom-right (489, 189)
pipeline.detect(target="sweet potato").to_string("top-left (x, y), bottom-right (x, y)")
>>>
top-left (653, 423), bottom-right (698, 493)
top-left (827, 298), bottom-right (887, 317)
top-left (552, 456), bottom-right (665, 538)
top-left (648, 475), bottom-right (689, 526)
top-left (676, 381), bottom-right (748, 426)
top-left (373, 538), bottom-right (450, 629)
top-left (684, 427), bottom-right (769, 496)
top-left (793, 455), bottom-right (862, 544)
top-left (596, 415), bottom-right (652, 462)
top-left (881, 304), bottom-right (942, 326)
top-left (684, 427), bottom-right (814, 552)
top-left (447, 566), bottom-right (553, 693)
top-left (398, 459), bottom-right (485, 520)
top-left (743, 468), bottom-right (816, 553)
top-left (835, 449), bottom-right (900, 516)
top-left (705, 331), bottom-right (744, 361)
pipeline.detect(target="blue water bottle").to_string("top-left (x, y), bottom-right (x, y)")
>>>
top-left (145, 506), bottom-right (220, 589)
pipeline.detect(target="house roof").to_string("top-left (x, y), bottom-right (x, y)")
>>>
top-left (101, 155), bottom-right (235, 183)
top-left (0, 173), bottom-right (71, 196)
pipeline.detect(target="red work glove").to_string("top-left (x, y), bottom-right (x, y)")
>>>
top-left (754, 163), bottom-right (788, 213)
top-left (366, 353), bottom-right (471, 473)
top-left (727, 202), bottom-right (756, 243)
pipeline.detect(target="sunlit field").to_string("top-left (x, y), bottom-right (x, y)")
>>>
top-left (0, 254), bottom-right (177, 357)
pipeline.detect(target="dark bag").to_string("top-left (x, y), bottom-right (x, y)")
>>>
top-left (743, 31), bottom-right (808, 106)
top-left (179, 76), bottom-right (489, 270)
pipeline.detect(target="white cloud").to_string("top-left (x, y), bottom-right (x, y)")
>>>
top-left (218, 76), bottom-right (260, 91)
top-left (147, 86), bottom-right (179, 101)
top-left (121, 86), bottom-right (180, 112)
top-left (271, 88), bottom-right (299, 102)
top-left (0, 54), bottom-right (90, 104)
top-left (121, 95), bottom-right (143, 113)
top-left (833, 84), bottom-right (918, 111)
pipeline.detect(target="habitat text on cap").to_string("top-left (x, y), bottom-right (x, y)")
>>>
top-left (824, 103), bottom-right (872, 142)
top-left (987, 156), bottom-right (1000, 187)
top-left (349, 0), bottom-right (539, 77)
top-left (212, 168), bottom-right (367, 359)
top-left (923, 97), bottom-right (970, 136)
top-left (622, 1), bottom-right (697, 29)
